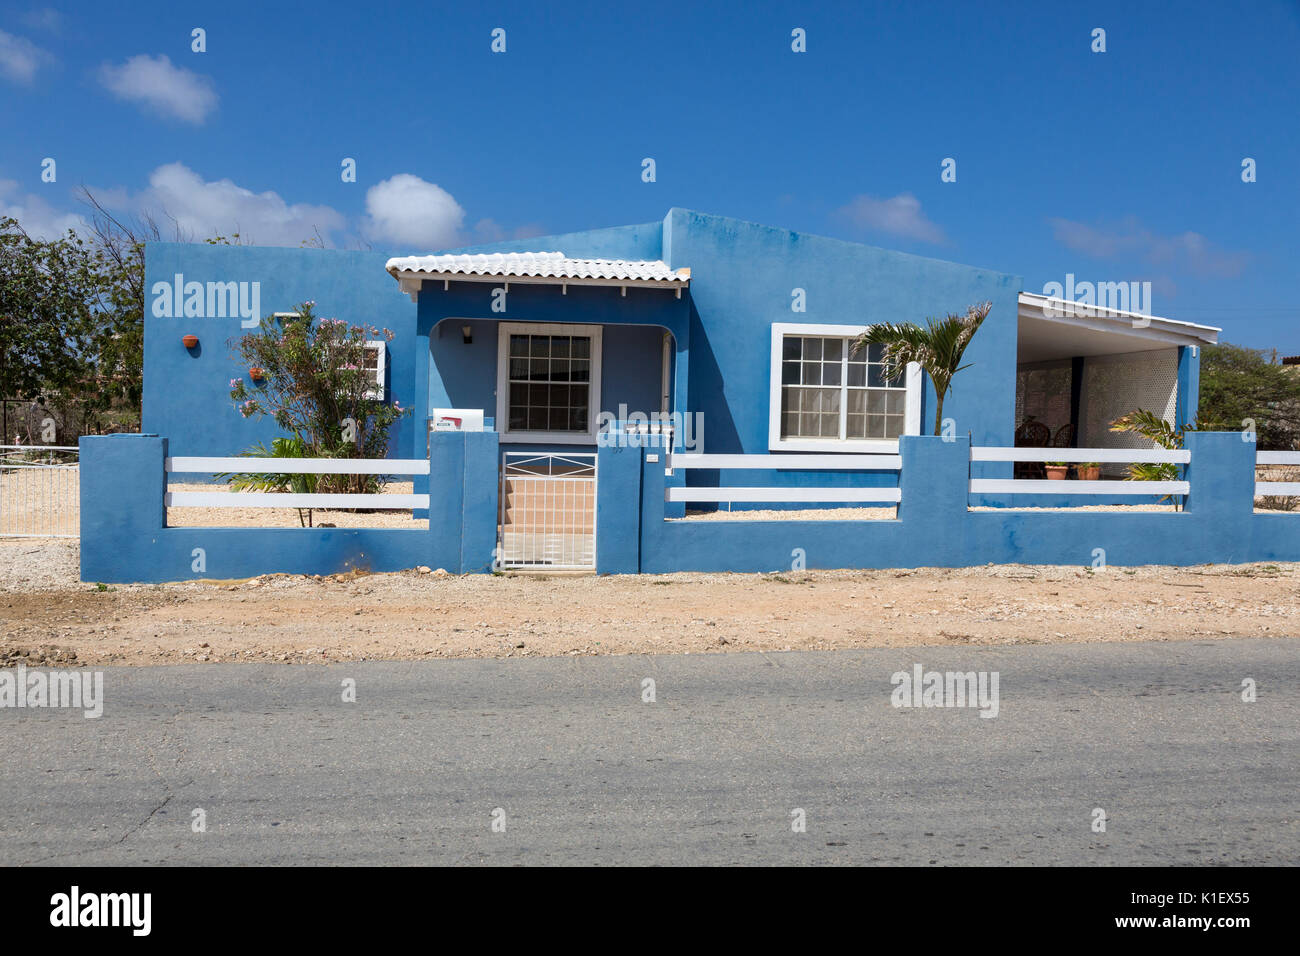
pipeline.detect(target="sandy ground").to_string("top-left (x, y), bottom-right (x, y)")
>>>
top-left (1, 538), bottom-right (1298, 666)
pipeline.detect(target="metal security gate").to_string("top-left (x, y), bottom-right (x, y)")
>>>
top-left (0, 445), bottom-right (80, 538)
top-left (498, 453), bottom-right (596, 570)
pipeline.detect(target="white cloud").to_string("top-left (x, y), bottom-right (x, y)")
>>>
top-left (98, 54), bottom-right (217, 123)
top-left (836, 192), bottom-right (946, 244)
top-left (0, 180), bottom-right (85, 239)
top-left (362, 174), bottom-right (465, 249)
top-left (1048, 216), bottom-right (1248, 278)
top-left (0, 29), bottom-right (52, 83)
top-left (124, 163), bottom-right (345, 246)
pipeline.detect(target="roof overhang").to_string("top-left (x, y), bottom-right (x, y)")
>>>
top-left (385, 251), bottom-right (691, 301)
top-left (1017, 292), bottom-right (1219, 364)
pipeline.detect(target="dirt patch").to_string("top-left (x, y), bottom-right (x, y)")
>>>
top-left (2, 539), bottom-right (1298, 665)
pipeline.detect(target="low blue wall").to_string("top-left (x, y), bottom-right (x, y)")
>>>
top-left (81, 431), bottom-right (1298, 582)
top-left (79, 432), bottom-right (499, 583)
top-left (604, 432), bottom-right (1298, 574)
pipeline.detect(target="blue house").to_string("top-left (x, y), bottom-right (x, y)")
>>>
top-left (99, 207), bottom-right (1259, 582)
top-left (144, 208), bottom-right (1216, 471)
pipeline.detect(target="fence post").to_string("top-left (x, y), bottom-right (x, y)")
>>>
top-left (1183, 431), bottom-right (1255, 519)
top-left (596, 432), bottom-right (643, 574)
top-left (898, 435), bottom-right (970, 531)
top-left (79, 434), bottom-right (166, 581)
top-left (461, 430), bottom-right (500, 573)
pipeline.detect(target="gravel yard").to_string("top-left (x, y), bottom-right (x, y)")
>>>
top-left (2, 537), bottom-right (1297, 667)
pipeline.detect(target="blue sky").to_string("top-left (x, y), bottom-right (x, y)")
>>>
top-left (2, 0), bottom-right (1298, 350)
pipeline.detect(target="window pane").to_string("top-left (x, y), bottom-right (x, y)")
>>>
top-left (529, 383), bottom-right (548, 406)
top-left (802, 363), bottom-right (821, 386)
top-left (803, 337), bottom-right (822, 361)
top-left (551, 337), bottom-right (570, 358)
top-left (530, 358), bottom-right (549, 380)
top-left (886, 390), bottom-right (906, 414)
top-left (531, 336), bottom-right (550, 358)
top-left (571, 359), bottom-right (590, 382)
top-left (549, 407), bottom-right (568, 430)
top-left (571, 337), bottom-right (590, 359)
top-left (550, 384), bottom-right (570, 408)
top-left (884, 415), bottom-right (905, 438)
top-left (846, 363), bottom-right (866, 387)
top-left (510, 335), bottom-right (529, 357)
top-left (868, 363), bottom-right (889, 388)
top-left (867, 390), bottom-right (886, 414)
top-left (783, 337), bottom-right (801, 360)
top-left (528, 408), bottom-right (548, 430)
top-left (782, 411), bottom-right (799, 437)
top-left (782, 361), bottom-right (800, 385)
top-left (846, 389), bottom-right (866, 413)
top-left (550, 359), bottom-right (570, 382)
top-left (846, 413), bottom-right (867, 438)
top-left (823, 362), bottom-right (841, 386)
top-left (823, 338), bottom-right (843, 362)
top-left (509, 357), bottom-right (529, 380)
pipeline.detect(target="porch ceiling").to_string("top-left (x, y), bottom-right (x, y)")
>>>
top-left (386, 252), bottom-right (691, 300)
top-left (1017, 292), bottom-right (1219, 364)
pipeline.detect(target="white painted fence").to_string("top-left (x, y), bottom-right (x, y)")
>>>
top-left (664, 453), bottom-right (901, 504)
top-left (969, 447), bottom-right (1189, 497)
top-left (165, 457), bottom-right (431, 510)
top-left (1255, 451), bottom-right (1300, 497)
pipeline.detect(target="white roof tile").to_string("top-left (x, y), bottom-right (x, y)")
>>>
top-left (385, 251), bottom-right (690, 287)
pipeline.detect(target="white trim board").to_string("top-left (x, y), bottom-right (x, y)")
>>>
top-left (669, 453), bottom-right (901, 470)
top-left (166, 492), bottom-right (430, 509)
top-left (667, 486), bottom-right (901, 503)
top-left (969, 479), bottom-right (1189, 496)
top-left (167, 457), bottom-right (430, 475)
top-left (768, 322), bottom-right (921, 452)
top-left (971, 448), bottom-right (1189, 464)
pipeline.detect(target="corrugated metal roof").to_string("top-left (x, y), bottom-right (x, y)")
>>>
top-left (385, 251), bottom-right (690, 286)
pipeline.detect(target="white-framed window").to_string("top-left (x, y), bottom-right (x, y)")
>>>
top-left (495, 322), bottom-right (603, 444)
top-left (768, 323), bottom-right (921, 452)
top-left (360, 341), bottom-right (386, 400)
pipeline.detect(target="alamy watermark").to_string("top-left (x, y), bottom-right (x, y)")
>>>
top-left (151, 273), bottom-right (261, 328)
top-left (0, 664), bottom-right (103, 718)
top-left (1040, 274), bottom-right (1152, 326)
top-left (891, 663), bottom-right (999, 718)
top-left (596, 405), bottom-right (703, 450)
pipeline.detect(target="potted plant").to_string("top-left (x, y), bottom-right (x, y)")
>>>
top-left (1077, 462), bottom-right (1101, 481)
top-left (1045, 461), bottom-right (1069, 480)
top-left (248, 366), bottom-right (265, 382)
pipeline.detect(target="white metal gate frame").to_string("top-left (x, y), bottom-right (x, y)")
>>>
top-left (0, 445), bottom-right (80, 538)
top-left (498, 452), bottom-right (597, 570)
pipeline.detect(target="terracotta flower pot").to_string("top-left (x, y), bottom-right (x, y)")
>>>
top-left (1045, 465), bottom-right (1069, 480)
top-left (181, 335), bottom-right (199, 349)
top-left (249, 367), bottom-right (265, 381)
top-left (1078, 465), bottom-right (1101, 481)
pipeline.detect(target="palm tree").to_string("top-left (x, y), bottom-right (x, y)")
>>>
top-left (851, 301), bottom-right (992, 436)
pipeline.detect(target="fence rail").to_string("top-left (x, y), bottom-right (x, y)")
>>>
top-left (664, 451), bottom-right (901, 505)
top-left (165, 456), bottom-right (431, 510)
top-left (971, 447), bottom-right (1189, 464)
top-left (1255, 450), bottom-right (1300, 497)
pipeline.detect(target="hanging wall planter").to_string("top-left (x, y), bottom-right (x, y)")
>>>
top-left (249, 367), bottom-right (266, 382)
top-left (181, 334), bottom-right (199, 349)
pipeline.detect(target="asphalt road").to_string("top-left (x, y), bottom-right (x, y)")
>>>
top-left (2, 638), bottom-right (1296, 865)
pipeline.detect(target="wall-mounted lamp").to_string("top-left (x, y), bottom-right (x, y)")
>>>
top-left (182, 334), bottom-right (199, 349)
top-left (461, 324), bottom-right (473, 345)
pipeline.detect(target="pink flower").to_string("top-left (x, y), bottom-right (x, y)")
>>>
top-left (229, 378), bottom-right (241, 388)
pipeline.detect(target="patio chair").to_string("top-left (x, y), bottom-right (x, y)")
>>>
top-left (1051, 423), bottom-right (1075, 447)
top-left (1014, 420), bottom-right (1050, 479)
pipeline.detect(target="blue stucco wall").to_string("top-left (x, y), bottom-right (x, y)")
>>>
top-left (80, 431), bottom-right (498, 582)
top-left (142, 243), bottom-right (420, 467)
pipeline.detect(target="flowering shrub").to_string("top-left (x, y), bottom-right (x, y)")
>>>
top-left (228, 301), bottom-right (408, 495)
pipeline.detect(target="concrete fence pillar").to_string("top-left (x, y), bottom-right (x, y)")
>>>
top-left (596, 436), bottom-right (644, 574)
top-left (427, 430), bottom-right (499, 573)
top-left (898, 435), bottom-right (970, 528)
top-left (1184, 431), bottom-right (1256, 520)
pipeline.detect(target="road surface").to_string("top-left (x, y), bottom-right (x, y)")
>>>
top-left (2, 638), bottom-right (1296, 865)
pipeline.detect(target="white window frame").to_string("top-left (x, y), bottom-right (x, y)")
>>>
top-left (362, 340), bottom-right (386, 401)
top-left (768, 322), bottom-right (921, 452)
top-left (496, 321), bottom-right (603, 445)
